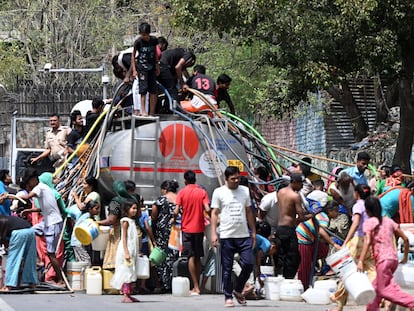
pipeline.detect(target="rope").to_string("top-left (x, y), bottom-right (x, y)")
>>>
top-left (268, 143), bottom-right (354, 168)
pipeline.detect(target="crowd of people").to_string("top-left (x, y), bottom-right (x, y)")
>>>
top-left (1, 145), bottom-right (414, 309)
top-left (254, 151), bottom-right (414, 311)
top-left (1, 22), bottom-right (414, 311)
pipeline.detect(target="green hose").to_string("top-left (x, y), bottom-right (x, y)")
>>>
top-left (221, 111), bottom-right (283, 176)
top-left (368, 163), bottom-right (378, 178)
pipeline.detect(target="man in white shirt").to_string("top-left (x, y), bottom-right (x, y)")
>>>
top-left (211, 166), bottom-right (256, 307)
top-left (258, 191), bottom-right (278, 235)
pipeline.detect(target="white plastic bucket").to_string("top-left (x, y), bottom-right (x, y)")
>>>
top-left (137, 255), bottom-right (150, 279)
top-left (260, 265), bottom-right (274, 279)
top-left (302, 287), bottom-right (331, 304)
top-left (85, 266), bottom-right (102, 295)
top-left (326, 248), bottom-right (356, 277)
top-left (394, 263), bottom-right (414, 289)
top-left (172, 277), bottom-right (190, 297)
top-left (264, 276), bottom-right (284, 300)
top-left (313, 279), bottom-right (338, 295)
top-left (279, 279), bottom-right (304, 301)
top-left (91, 226), bottom-right (110, 251)
top-left (67, 261), bottom-right (90, 291)
top-left (343, 271), bottom-right (375, 305)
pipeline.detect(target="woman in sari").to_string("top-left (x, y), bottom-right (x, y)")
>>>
top-left (151, 180), bottom-right (180, 293)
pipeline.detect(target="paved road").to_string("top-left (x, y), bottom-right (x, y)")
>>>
top-left (0, 292), bottom-right (368, 311)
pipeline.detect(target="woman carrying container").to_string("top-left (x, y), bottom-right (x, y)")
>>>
top-left (0, 215), bottom-right (38, 291)
top-left (151, 180), bottom-right (180, 293)
top-left (358, 196), bottom-right (414, 311)
top-left (329, 184), bottom-right (376, 311)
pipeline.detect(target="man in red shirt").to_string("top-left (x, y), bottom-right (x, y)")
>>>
top-left (174, 170), bottom-right (210, 295)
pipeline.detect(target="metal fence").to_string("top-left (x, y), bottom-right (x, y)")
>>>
top-left (0, 74), bottom-right (112, 159)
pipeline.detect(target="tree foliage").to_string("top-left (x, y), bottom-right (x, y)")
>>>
top-left (170, 0), bottom-right (414, 172)
top-left (0, 41), bottom-right (27, 87)
top-left (0, 0), bottom-right (168, 87)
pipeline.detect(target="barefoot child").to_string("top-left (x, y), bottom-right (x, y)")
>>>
top-left (110, 200), bottom-right (140, 303)
top-left (357, 196), bottom-right (414, 311)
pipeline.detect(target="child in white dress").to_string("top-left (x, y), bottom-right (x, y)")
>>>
top-left (110, 200), bottom-right (140, 303)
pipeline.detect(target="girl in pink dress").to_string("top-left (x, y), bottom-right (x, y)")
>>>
top-left (357, 196), bottom-right (414, 311)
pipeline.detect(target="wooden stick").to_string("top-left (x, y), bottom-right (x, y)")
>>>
top-left (268, 143), bottom-right (354, 167)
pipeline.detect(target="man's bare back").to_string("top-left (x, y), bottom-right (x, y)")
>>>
top-left (277, 175), bottom-right (311, 227)
top-left (277, 185), bottom-right (303, 227)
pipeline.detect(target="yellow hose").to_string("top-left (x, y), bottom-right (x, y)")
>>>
top-left (53, 108), bottom-right (110, 177)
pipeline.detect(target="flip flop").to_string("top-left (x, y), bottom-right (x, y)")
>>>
top-left (242, 284), bottom-right (254, 296)
top-left (233, 290), bottom-right (247, 305)
top-left (190, 291), bottom-right (200, 296)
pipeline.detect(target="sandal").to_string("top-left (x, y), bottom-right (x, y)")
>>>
top-left (242, 284), bottom-right (254, 296)
top-left (224, 299), bottom-right (235, 307)
top-left (233, 290), bottom-right (247, 305)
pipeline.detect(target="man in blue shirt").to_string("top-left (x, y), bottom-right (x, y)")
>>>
top-left (343, 151), bottom-right (370, 185)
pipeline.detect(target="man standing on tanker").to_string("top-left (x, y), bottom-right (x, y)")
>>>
top-left (273, 173), bottom-right (314, 278)
top-left (210, 166), bottom-right (256, 307)
top-left (157, 48), bottom-right (196, 100)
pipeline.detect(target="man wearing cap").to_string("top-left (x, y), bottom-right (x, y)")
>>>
top-left (273, 173), bottom-right (314, 279)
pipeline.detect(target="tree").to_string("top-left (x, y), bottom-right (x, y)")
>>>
top-left (170, 0), bottom-right (414, 173)
top-left (0, 0), bottom-right (169, 82)
top-left (0, 41), bottom-right (27, 88)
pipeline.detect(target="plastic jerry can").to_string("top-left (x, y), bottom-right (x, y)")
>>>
top-left (86, 266), bottom-right (102, 295)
